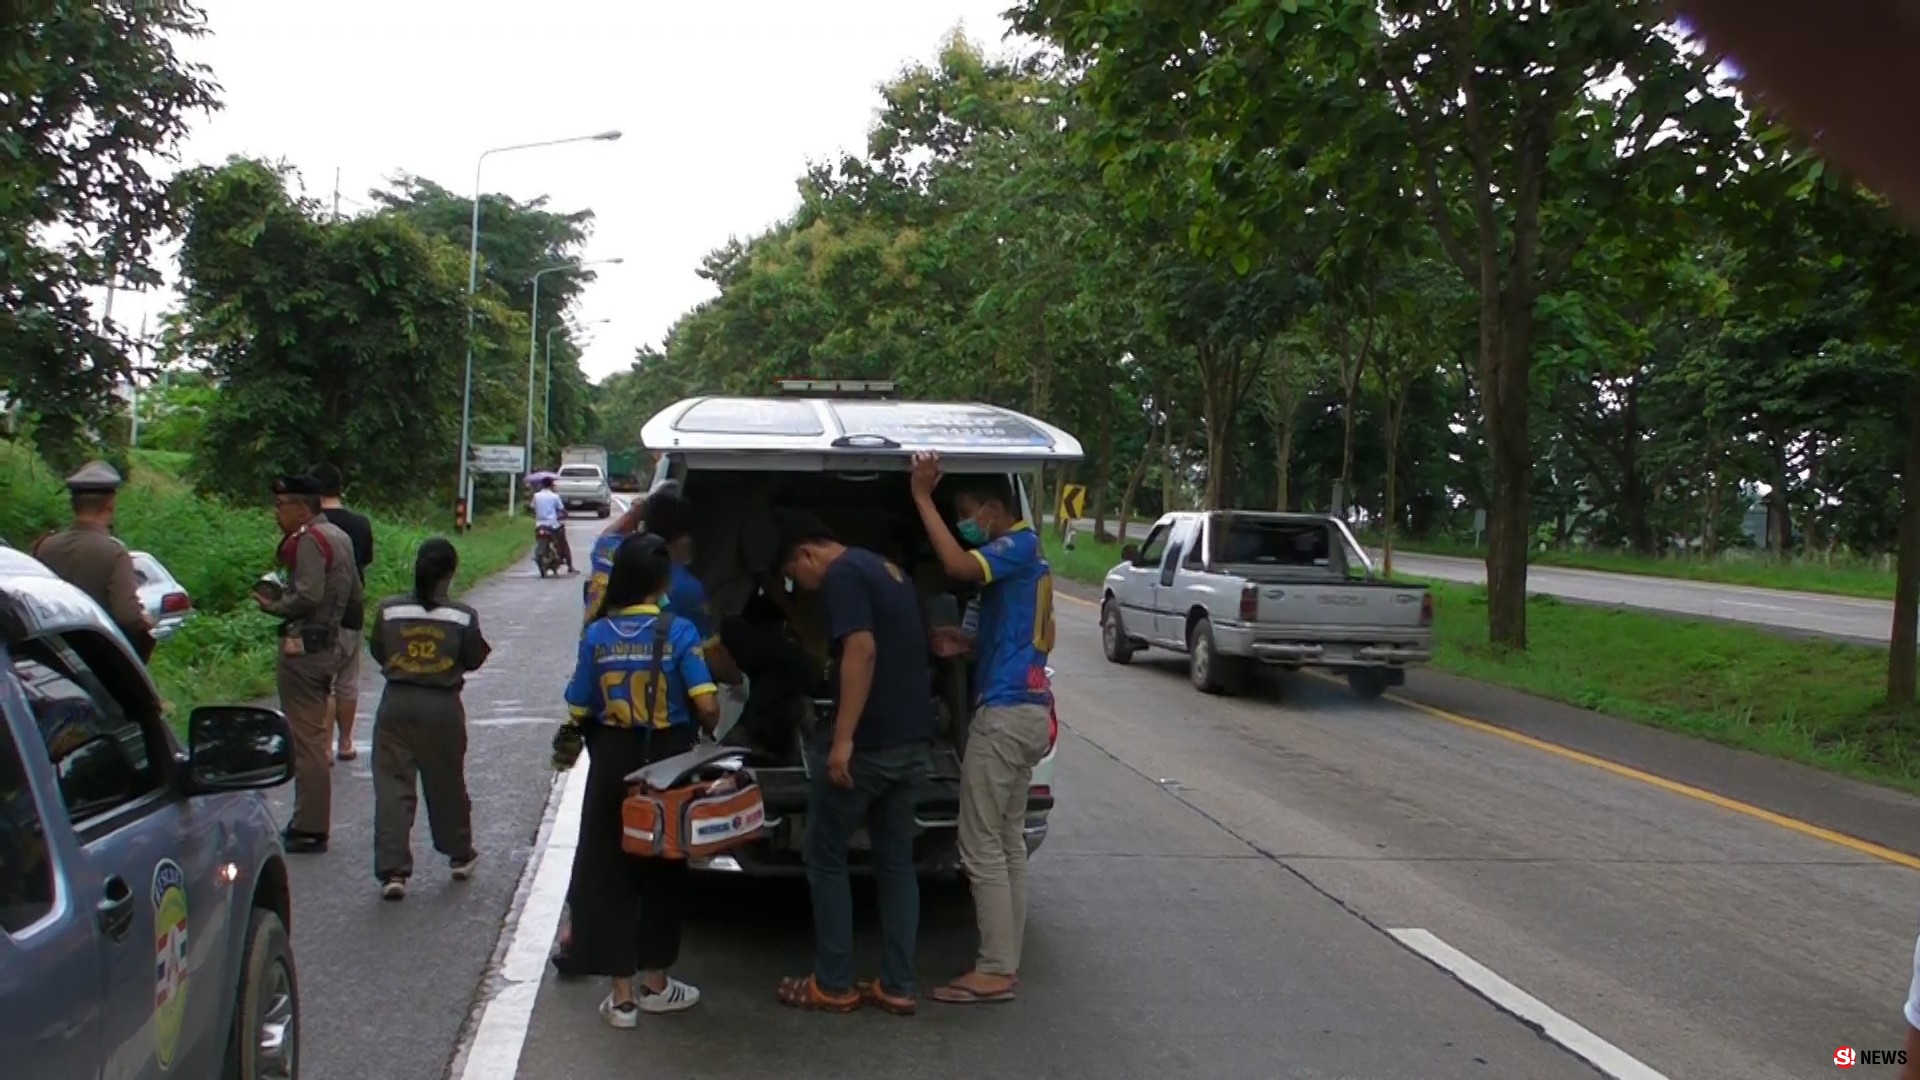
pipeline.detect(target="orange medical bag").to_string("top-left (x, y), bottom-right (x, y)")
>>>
top-left (621, 744), bottom-right (767, 860)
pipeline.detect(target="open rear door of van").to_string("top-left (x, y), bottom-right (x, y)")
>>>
top-left (640, 395), bottom-right (1086, 473)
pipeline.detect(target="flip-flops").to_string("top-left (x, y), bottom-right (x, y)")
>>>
top-left (929, 977), bottom-right (1018, 1005)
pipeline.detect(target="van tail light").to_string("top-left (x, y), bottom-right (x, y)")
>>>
top-left (1419, 592), bottom-right (1434, 627)
top-left (1047, 703), bottom-right (1059, 750)
top-left (1029, 784), bottom-right (1052, 800)
top-left (161, 592), bottom-right (191, 614)
top-left (1239, 584), bottom-right (1259, 622)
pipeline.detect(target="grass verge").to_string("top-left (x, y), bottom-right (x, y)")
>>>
top-left (1360, 531), bottom-right (1897, 602)
top-left (1041, 528), bottom-right (1920, 794)
top-left (2, 442), bottom-right (532, 725)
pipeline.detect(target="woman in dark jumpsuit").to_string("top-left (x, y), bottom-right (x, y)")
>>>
top-left (367, 538), bottom-right (491, 899)
top-left (550, 532), bottom-right (721, 1028)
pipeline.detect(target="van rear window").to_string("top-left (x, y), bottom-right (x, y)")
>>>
top-left (559, 466), bottom-right (601, 478)
top-left (673, 398), bottom-right (825, 436)
top-left (828, 401), bottom-right (1053, 448)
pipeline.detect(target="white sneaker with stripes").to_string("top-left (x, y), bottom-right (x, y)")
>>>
top-left (637, 977), bottom-right (701, 1014)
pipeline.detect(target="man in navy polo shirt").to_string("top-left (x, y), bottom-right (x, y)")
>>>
top-left (774, 511), bottom-right (933, 1016)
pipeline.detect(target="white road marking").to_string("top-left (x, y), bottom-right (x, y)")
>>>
top-left (449, 753), bottom-right (589, 1080)
top-left (1387, 929), bottom-right (1668, 1080)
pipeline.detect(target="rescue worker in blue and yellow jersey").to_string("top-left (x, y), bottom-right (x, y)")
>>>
top-left (584, 492), bottom-right (649, 623)
top-left (367, 538), bottom-right (491, 901)
top-left (551, 533), bottom-right (720, 1029)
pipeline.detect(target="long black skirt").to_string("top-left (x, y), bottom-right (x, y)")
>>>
top-left (567, 724), bottom-right (699, 978)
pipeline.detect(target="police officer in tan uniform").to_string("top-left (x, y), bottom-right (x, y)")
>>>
top-left (368, 538), bottom-right (491, 899)
top-left (33, 461), bottom-right (156, 662)
top-left (256, 473), bottom-right (364, 853)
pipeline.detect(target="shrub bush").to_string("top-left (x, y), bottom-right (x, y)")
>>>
top-left (1, 443), bottom-right (530, 717)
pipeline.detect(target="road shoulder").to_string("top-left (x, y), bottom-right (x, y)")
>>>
top-left (1055, 577), bottom-right (1920, 864)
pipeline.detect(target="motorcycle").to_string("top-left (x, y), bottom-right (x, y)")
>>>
top-left (534, 525), bottom-right (564, 578)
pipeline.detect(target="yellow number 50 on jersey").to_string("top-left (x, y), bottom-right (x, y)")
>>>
top-left (1032, 571), bottom-right (1055, 653)
top-left (598, 669), bottom-right (673, 728)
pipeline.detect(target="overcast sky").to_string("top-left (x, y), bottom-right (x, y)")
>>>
top-left (125, 0), bottom-right (1020, 381)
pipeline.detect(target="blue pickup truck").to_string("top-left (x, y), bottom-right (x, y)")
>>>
top-left (0, 547), bottom-right (301, 1080)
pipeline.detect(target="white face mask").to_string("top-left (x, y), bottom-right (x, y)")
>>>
top-left (783, 576), bottom-right (796, 594)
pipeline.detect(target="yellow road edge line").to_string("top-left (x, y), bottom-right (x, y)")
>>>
top-left (1057, 586), bottom-right (1920, 872)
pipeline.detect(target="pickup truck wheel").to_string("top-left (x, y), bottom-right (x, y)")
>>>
top-left (1347, 669), bottom-right (1390, 701)
top-left (1188, 618), bottom-right (1239, 695)
top-left (596, 505), bottom-right (612, 519)
top-left (1100, 597), bottom-right (1136, 664)
top-left (224, 907), bottom-right (298, 1080)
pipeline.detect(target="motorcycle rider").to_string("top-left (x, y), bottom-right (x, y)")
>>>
top-left (531, 477), bottom-right (576, 575)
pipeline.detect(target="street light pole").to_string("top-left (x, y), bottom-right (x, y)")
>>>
top-left (545, 318), bottom-right (611, 442)
top-left (524, 258), bottom-right (621, 480)
top-left (454, 128), bottom-right (621, 529)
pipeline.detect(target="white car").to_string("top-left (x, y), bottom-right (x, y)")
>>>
top-left (640, 379), bottom-right (1081, 877)
top-left (129, 550), bottom-right (193, 641)
top-left (553, 463), bottom-right (613, 518)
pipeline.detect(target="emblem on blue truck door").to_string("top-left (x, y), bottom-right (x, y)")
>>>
top-left (151, 857), bottom-right (189, 1069)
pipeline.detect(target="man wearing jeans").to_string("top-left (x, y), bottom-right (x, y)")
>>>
top-left (775, 512), bottom-right (933, 1016)
top-left (910, 454), bottom-right (1054, 1005)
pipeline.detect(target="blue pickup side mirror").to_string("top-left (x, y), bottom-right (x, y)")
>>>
top-left (186, 706), bottom-right (295, 792)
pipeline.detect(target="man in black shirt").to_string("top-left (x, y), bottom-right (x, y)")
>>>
top-left (311, 464), bottom-right (375, 762)
top-left (773, 511), bottom-right (933, 1016)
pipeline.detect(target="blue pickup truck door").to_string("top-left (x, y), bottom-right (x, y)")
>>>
top-left (0, 663), bottom-right (104, 1080)
top-left (12, 632), bottom-right (227, 1080)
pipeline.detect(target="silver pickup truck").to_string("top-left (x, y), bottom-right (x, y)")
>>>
top-left (1100, 510), bottom-right (1433, 699)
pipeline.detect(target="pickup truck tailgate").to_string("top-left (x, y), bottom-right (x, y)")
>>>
top-left (1247, 581), bottom-right (1430, 629)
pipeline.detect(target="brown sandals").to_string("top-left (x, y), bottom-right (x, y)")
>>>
top-left (775, 975), bottom-right (861, 1013)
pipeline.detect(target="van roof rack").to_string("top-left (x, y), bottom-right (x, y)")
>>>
top-left (775, 378), bottom-right (898, 399)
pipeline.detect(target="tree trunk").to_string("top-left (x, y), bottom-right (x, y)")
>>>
top-left (1703, 432), bottom-right (1722, 558)
top-left (1161, 413), bottom-right (1181, 512)
top-left (1091, 401), bottom-right (1114, 540)
top-left (1117, 419), bottom-right (1159, 544)
top-left (1482, 300), bottom-right (1534, 650)
top-left (1273, 413), bottom-right (1295, 511)
top-left (1887, 366), bottom-right (1920, 705)
top-left (1339, 384), bottom-right (1358, 523)
top-left (1768, 438), bottom-right (1792, 554)
top-left (1383, 390), bottom-right (1406, 579)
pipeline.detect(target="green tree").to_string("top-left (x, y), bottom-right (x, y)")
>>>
top-left (0, 0), bottom-right (219, 466)
top-left (172, 158), bottom-right (479, 502)
top-left (1015, 0), bottom-right (1742, 649)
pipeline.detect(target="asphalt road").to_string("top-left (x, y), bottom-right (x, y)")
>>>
top-left (1070, 517), bottom-right (1898, 644)
top-left (454, 588), bottom-right (1916, 1080)
top-left (255, 506), bottom-right (616, 1080)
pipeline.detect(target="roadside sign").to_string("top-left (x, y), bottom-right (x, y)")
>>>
top-left (1057, 483), bottom-right (1087, 522)
top-left (470, 444), bottom-right (526, 474)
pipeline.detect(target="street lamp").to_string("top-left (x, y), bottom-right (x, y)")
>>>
top-left (525, 258), bottom-right (622, 477)
top-left (545, 318), bottom-right (612, 444)
top-left (454, 128), bottom-right (621, 527)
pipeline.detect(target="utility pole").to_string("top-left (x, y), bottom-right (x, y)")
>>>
top-left (332, 167), bottom-right (342, 222)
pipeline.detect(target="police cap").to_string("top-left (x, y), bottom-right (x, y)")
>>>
top-left (272, 473), bottom-right (322, 497)
top-left (65, 460), bottom-right (124, 494)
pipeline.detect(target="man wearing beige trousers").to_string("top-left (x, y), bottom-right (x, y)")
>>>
top-left (911, 453), bottom-right (1055, 1005)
